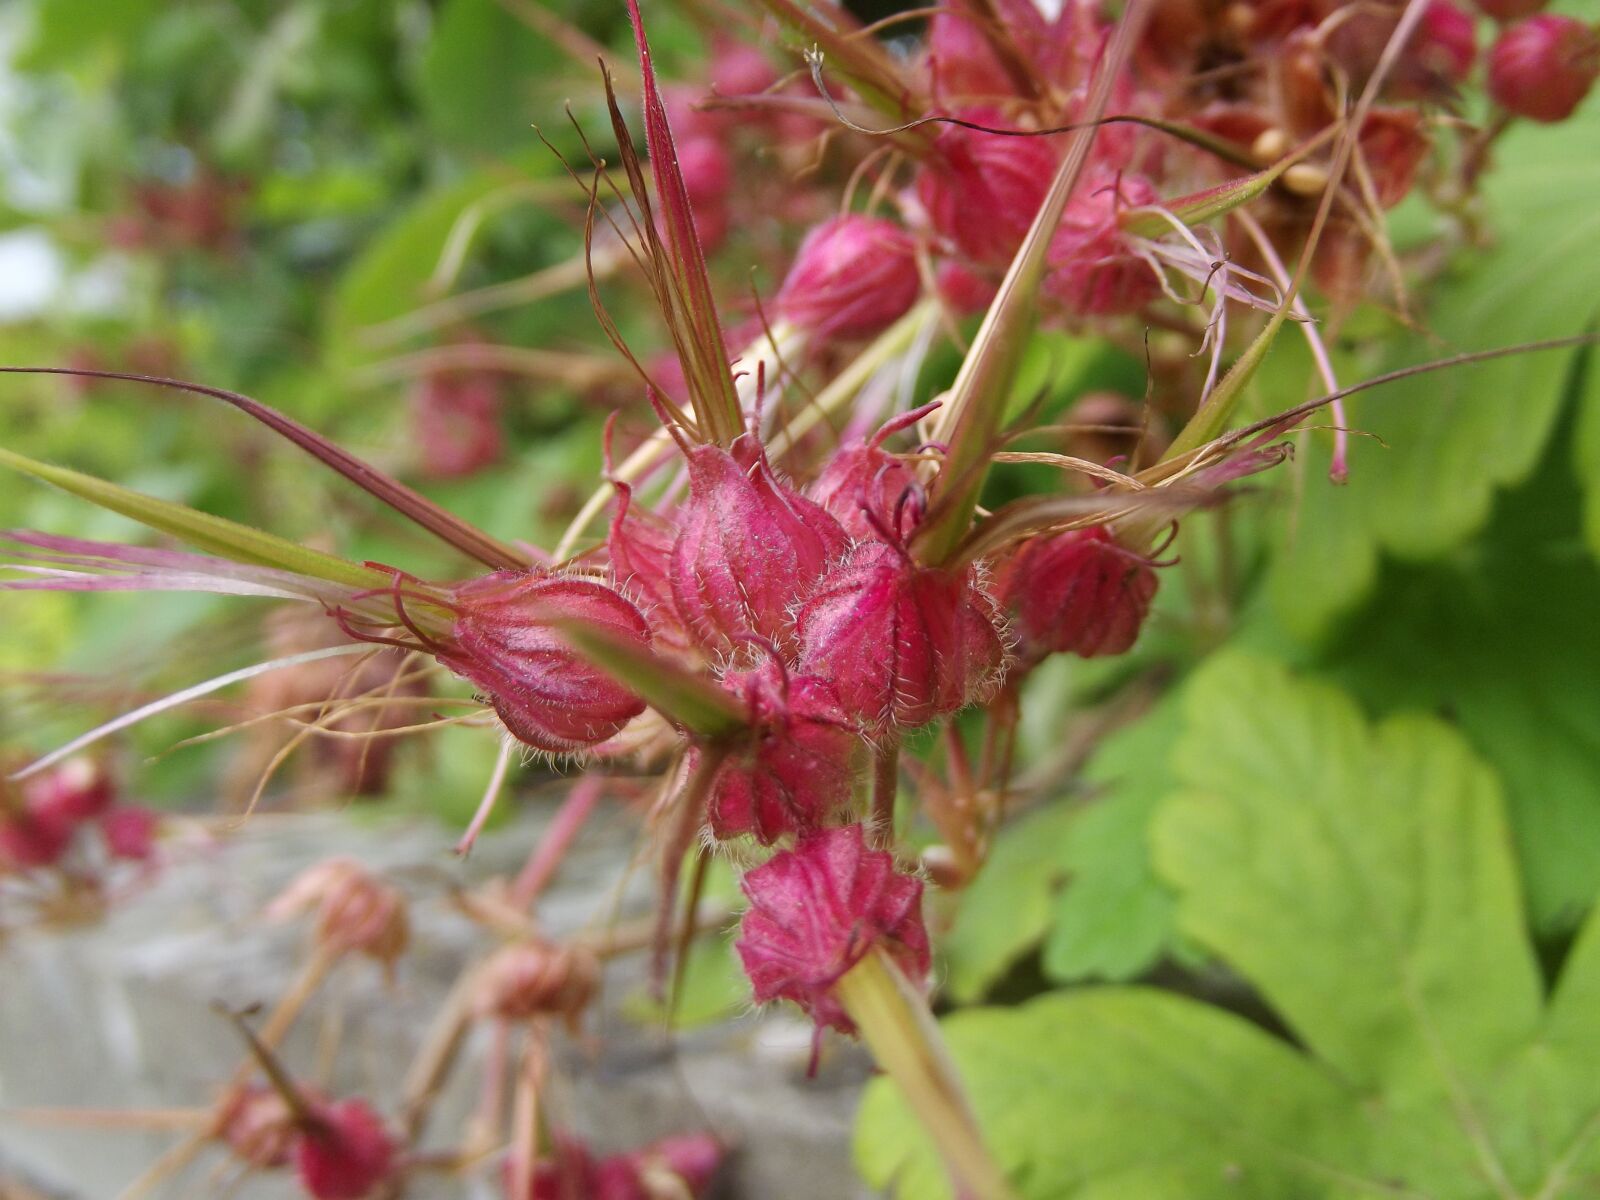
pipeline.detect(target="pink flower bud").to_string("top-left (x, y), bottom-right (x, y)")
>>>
top-left (796, 542), bottom-right (1007, 732)
top-left (294, 1098), bottom-right (396, 1200)
top-left (916, 113), bottom-right (1056, 266)
top-left (806, 407), bottom-right (931, 543)
top-left (99, 806), bottom-right (158, 861)
top-left (1359, 109), bottom-right (1430, 208)
top-left (1044, 167), bottom-right (1161, 315)
top-left (736, 824), bottom-right (930, 1033)
top-left (1489, 15), bottom-right (1600, 122)
top-left (1415, 1), bottom-right (1479, 88)
top-left (1475, 0), bottom-right (1546, 22)
top-left (927, 6), bottom-right (1016, 99)
top-left (670, 434), bottom-right (849, 653)
top-left (775, 216), bottom-right (921, 341)
top-left (675, 136), bottom-right (732, 251)
top-left (0, 792), bottom-right (73, 870)
top-left (439, 571), bottom-right (651, 752)
top-left (518, 1132), bottom-right (723, 1200)
top-left (410, 370), bottom-right (503, 480)
top-left (935, 258), bottom-right (997, 315)
top-left (694, 657), bottom-right (857, 844)
top-left (608, 484), bottom-right (694, 653)
top-left (627, 1133), bottom-right (724, 1197)
top-left (995, 525), bottom-right (1159, 660)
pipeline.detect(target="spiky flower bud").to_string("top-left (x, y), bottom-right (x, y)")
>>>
top-left (736, 824), bottom-right (929, 1033)
top-left (294, 1098), bottom-right (396, 1200)
top-left (670, 434), bottom-right (848, 653)
top-left (1488, 15), bottom-right (1600, 122)
top-left (796, 543), bottom-right (1007, 732)
top-left (440, 571), bottom-right (651, 752)
top-left (693, 657), bottom-right (857, 844)
top-left (916, 114), bottom-right (1056, 266)
top-left (996, 525), bottom-right (1159, 660)
top-left (775, 216), bottom-right (921, 341)
top-left (806, 407), bottom-right (930, 543)
top-left (1044, 167), bottom-right (1161, 315)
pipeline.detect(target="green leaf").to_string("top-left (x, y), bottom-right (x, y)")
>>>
top-left (1574, 346), bottom-right (1600, 558)
top-left (857, 988), bottom-right (1364, 1200)
top-left (1311, 450), bottom-right (1600, 935)
top-left (419, 0), bottom-right (569, 155)
top-left (1268, 103), bottom-right (1600, 637)
top-left (0, 446), bottom-right (385, 590)
top-left (1154, 653), bottom-right (1541, 1092)
top-left (860, 655), bottom-right (1600, 1199)
top-left (1041, 698), bottom-right (1181, 984)
top-left (940, 802), bottom-right (1076, 1002)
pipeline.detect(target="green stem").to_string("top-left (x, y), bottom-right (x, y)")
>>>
top-left (836, 950), bottom-right (1015, 1200)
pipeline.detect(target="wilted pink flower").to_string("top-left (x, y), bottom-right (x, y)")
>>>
top-left (775, 215), bottom-right (921, 341)
top-left (670, 433), bottom-right (848, 653)
top-left (806, 404), bottom-right (933, 543)
top-left (736, 824), bottom-right (929, 1033)
top-left (796, 542), bottom-right (1007, 731)
top-left (410, 370), bottom-right (504, 480)
top-left (99, 806), bottom-right (158, 861)
top-left (438, 571), bottom-right (651, 752)
top-left (693, 656), bottom-right (857, 844)
top-left (996, 525), bottom-right (1159, 660)
top-left (294, 1098), bottom-right (396, 1200)
top-left (1489, 15), bottom-right (1600, 122)
top-left (1044, 167), bottom-right (1161, 315)
top-left (916, 113), bottom-right (1056, 265)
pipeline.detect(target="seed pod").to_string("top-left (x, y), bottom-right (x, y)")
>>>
top-left (916, 113), bottom-right (1057, 266)
top-left (736, 824), bottom-right (930, 1033)
top-left (775, 215), bottom-right (921, 342)
top-left (995, 525), bottom-right (1159, 660)
top-left (796, 542), bottom-right (1007, 732)
top-left (1044, 167), bottom-right (1161, 316)
top-left (215, 1084), bottom-right (305, 1169)
top-left (693, 657), bottom-right (857, 845)
top-left (471, 940), bottom-right (600, 1030)
top-left (267, 859), bottom-right (409, 968)
top-left (670, 433), bottom-right (849, 654)
top-left (1488, 15), bottom-right (1600, 122)
top-left (294, 1098), bottom-right (397, 1200)
top-left (439, 571), bottom-right (651, 753)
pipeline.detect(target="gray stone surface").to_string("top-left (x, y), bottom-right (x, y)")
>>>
top-left (0, 807), bottom-right (876, 1199)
